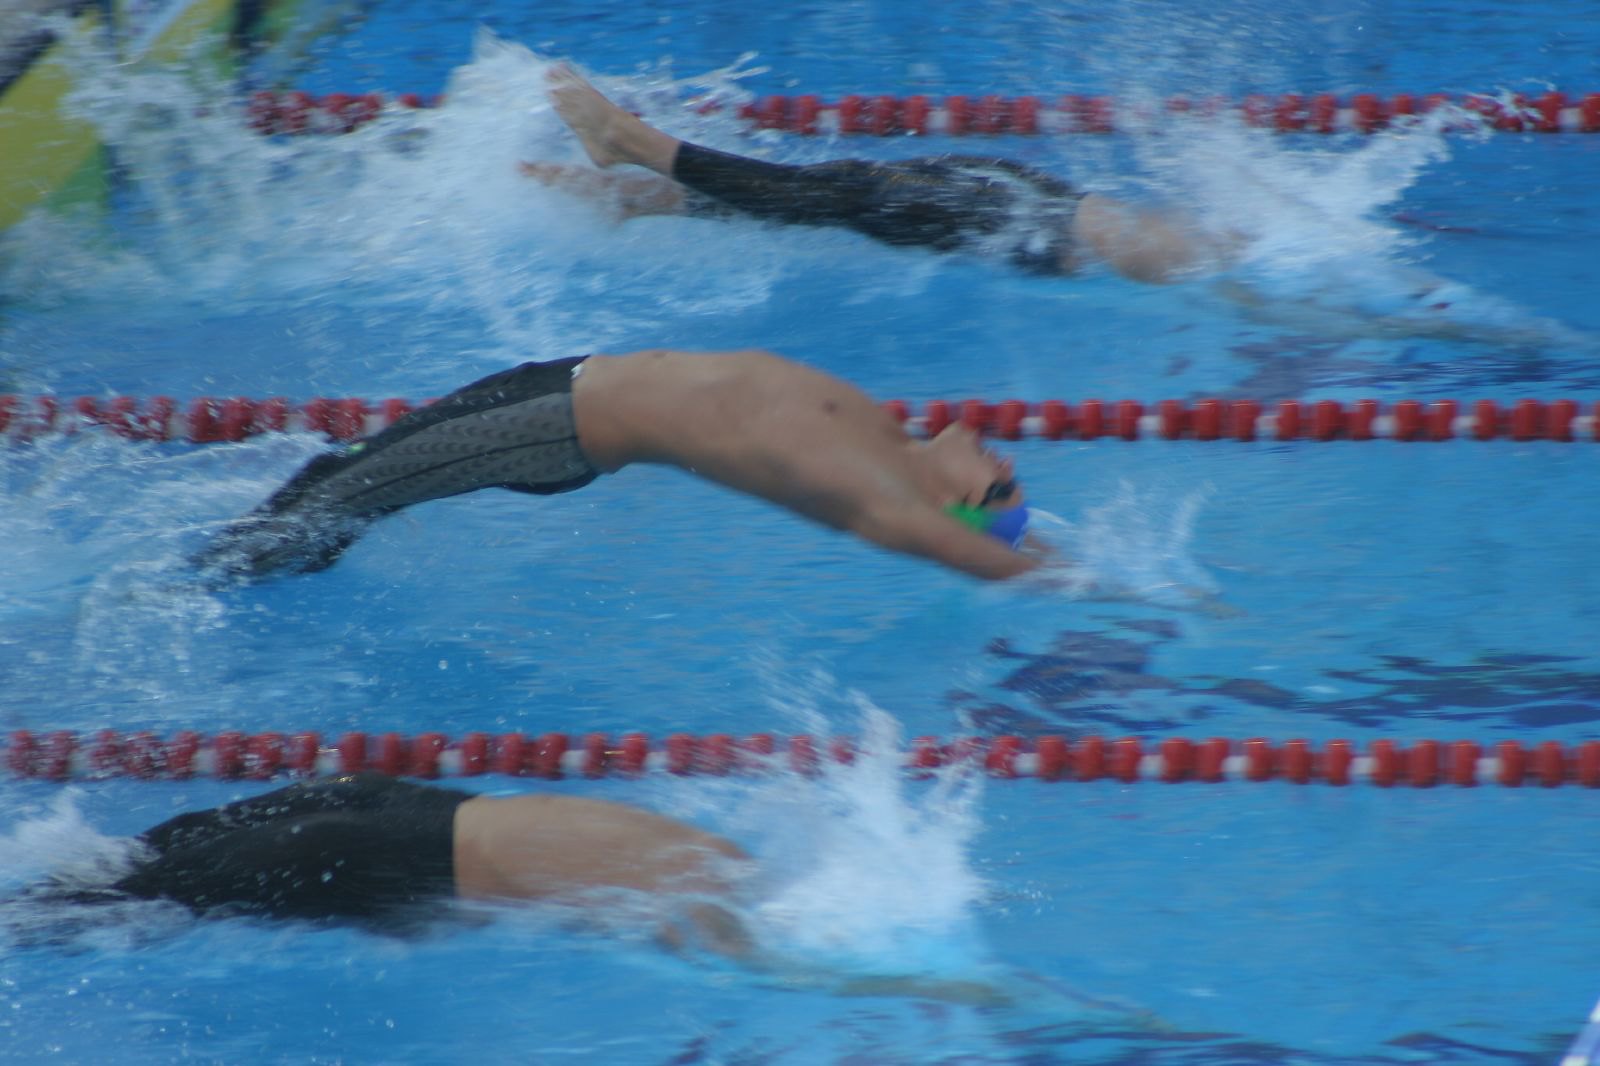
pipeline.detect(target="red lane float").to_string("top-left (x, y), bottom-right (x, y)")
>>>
top-left (8, 729), bottom-right (1600, 788)
top-left (4, 395), bottom-right (1598, 444)
top-left (242, 89), bottom-right (1600, 136)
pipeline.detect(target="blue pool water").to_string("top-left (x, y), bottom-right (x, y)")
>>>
top-left (3, 0), bottom-right (1600, 1062)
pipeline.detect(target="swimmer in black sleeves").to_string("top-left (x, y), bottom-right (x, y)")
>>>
top-left (20, 773), bottom-right (754, 953)
top-left (524, 64), bottom-right (1228, 283)
top-left (194, 348), bottom-right (1036, 581)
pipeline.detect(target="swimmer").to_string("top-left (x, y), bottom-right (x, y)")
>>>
top-left (193, 348), bottom-right (1038, 582)
top-left (9, 773), bottom-right (1019, 1004)
top-left (14, 773), bottom-right (755, 954)
top-left (524, 64), bottom-right (1228, 283)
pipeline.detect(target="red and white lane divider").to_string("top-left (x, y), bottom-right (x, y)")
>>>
top-left (5, 394), bottom-right (1600, 444)
top-left (243, 89), bottom-right (1600, 137)
top-left (738, 90), bottom-right (1600, 136)
top-left (7, 730), bottom-right (1600, 788)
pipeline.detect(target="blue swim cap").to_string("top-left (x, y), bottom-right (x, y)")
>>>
top-left (983, 502), bottom-right (1030, 549)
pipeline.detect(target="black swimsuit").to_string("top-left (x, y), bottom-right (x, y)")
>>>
top-left (195, 356), bottom-right (599, 577)
top-left (672, 142), bottom-right (1083, 274)
top-left (39, 775), bottom-right (469, 925)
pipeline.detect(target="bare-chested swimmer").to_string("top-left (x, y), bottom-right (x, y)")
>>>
top-left (195, 349), bottom-right (1037, 582)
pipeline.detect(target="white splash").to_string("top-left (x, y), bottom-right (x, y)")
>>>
top-left (0, 791), bottom-right (135, 890)
top-left (1, 27), bottom-right (791, 353)
top-left (1128, 107), bottom-right (1593, 351)
top-left (1022, 481), bottom-right (1221, 612)
top-left (675, 692), bottom-right (991, 979)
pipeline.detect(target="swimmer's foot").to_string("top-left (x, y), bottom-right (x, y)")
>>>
top-left (517, 163), bottom-right (687, 221)
top-left (189, 509), bottom-right (368, 582)
top-left (545, 64), bottom-right (681, 175)
top-left (518, 161), bottom-right (605, 193)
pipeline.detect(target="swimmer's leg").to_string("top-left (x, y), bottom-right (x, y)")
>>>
top-left (111, 811), bottom-right (448, 921)
top-left (135, 773), bottom-right (435, 852)
top-left (5, 776), bottom-right (439, 928)
top-left (112, 774), bottom-right (465, 921)
top-left (545, 63), bottom-right (986, 250)
top-left (193, 358), bottom-right (598, 580)
top-left (546, 63), bottom-right (680, 173)
top-left (671, 146), bottom-right (1005, 251)
top-left (189, 454), bottom-right (373, 579)
top-left (670, 146), bottom-right (885, 227)
top-left (544, 62), bottom-right (866, 221)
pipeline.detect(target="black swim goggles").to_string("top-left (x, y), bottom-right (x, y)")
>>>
top-left (979, 478), bottom-right (1019, 507)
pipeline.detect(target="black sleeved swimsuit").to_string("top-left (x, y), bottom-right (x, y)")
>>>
top-left (671, 142), bottom-right (1084, 274)
top-left (194, 356), bottom-right (599, 578)
top-left (45, 775), bottom-right (470, 925)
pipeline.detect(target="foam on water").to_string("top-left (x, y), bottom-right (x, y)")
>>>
top-left (743, 701), bottom-right (987, 973)
top-left (1127, 105), bottom-right (1596, 352)
top-left (0, 791), bottom-right (134, 891)
top-left (1016, 482), bottom-right (1221, 613)
top-left (652, 676), bottom-right (992, 982)
top-left (1, 31), bottom-right (818, 357)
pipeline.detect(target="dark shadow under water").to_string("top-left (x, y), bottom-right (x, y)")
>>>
top-left (953, 619), bottom-right (1600, 735)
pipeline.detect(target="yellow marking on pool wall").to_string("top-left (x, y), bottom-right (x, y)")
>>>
top-left (132, 0), bottom-right (241, 67)
top-left (0, 0), bottom-right (323, 234)
top-left (0, 9), bottom-right (106, 233)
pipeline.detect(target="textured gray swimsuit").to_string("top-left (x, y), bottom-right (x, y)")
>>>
top-left (195, 357), bottom-right (598, 577)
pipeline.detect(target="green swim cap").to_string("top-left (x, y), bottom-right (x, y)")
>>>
top-left (946, 502), bottom-right (996, 533)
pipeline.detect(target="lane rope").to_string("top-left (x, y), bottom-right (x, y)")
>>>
top-left (242, 89), bottom-right (1600, 136)
top-left (7, 729), bottom-right (1599, 787)
top-left (5, 395), bottom-right (1599, 444)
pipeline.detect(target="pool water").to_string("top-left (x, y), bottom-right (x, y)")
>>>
top-left (3, 1), bottom-right (1600, 1062)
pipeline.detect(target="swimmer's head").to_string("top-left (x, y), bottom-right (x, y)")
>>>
top-left (946, 478), bottom-right (1030, 549)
